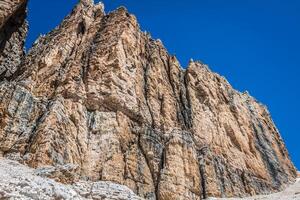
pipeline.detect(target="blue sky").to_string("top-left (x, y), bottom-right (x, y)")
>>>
top-left (26, 0), bottom-right (299, 169)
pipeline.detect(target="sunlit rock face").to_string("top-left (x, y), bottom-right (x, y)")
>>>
top-left (0, 1), bottom-right (297, 199)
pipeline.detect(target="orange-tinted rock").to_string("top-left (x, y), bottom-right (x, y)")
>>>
top-left (0, 1), bottom-right (297, 199)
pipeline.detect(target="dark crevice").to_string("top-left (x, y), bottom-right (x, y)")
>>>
top-left (137, 128), bottom-right (164, 200)
top-left (77, 21), bottom-right (86, 35)
top-left (173, 70), bottom-right (193, 130)
top-left (165, 56), bottom-right (192, 131)
top-left (241, 171), bottom-right (248, 193)
top-left (0, 2), bottom-right (27, 52)
top-left (197, 149), bottom-right (207, 199)
top-left (143, 63), bottom-right (155, 128)
top-left (213, 157), bottom-right (226, 197)
top-left (155, 146), bottom-right (166, 200)
top-left (137, 132), bottom-right (155, 183)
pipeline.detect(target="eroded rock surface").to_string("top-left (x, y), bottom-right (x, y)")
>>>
top-left (0, 158), bottom-right (143, 200)
top-left (0, 0), bottom-right (297, 199)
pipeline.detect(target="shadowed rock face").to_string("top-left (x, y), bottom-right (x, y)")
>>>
top-left (0, 0), bottom-right (27, 80)
top-left (0, 1), bottom-right (297, 199)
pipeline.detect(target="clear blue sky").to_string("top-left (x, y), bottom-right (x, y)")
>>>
top-left (26, 0), bottom-right (299, 170)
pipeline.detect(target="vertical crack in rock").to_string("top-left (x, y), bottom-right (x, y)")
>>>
top-left (143, 63), bottom-right (155, 128)
top-left (182, 69), bottom-right (193, 129)
top-left (137, 129), bottom-right (156, 198)
top-left (197, 147), bottom-right (208, 199)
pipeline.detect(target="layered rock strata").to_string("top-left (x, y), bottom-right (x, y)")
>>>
top-left (0, 0), bottom-right (297, 199)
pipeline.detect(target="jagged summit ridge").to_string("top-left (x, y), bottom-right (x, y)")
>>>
top-left (0, 1), bottom-right (297, 200)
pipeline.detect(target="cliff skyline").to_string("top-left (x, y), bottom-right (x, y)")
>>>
top-left (26, 0), bottom-right (300, 170)
top-left (0, 0), bottom-right (298, 199)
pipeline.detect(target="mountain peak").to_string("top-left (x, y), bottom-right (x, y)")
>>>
top-left (0, 1), bottom-right (297, 199)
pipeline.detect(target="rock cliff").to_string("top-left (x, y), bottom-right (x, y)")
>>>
top-left (0, 0), bottom-right (27, 79)
top-left (0, 0), bottom-right (297, 199)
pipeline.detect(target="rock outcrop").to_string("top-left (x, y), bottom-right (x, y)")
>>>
top-left (0, 0), bottom-right (297, 199)
top-left (0, 0), bottom-right (27, 80)
top-left (0, 159), bottom-right (143, 199)
top-left (208, 178), bottom-right (300, 200)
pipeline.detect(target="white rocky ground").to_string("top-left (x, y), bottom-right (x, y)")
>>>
top-left (208, 178), bottom-right (300, 200)
top-left (0, 158), bottom-right (298, 200)
top-left (0, 159), bottom-right (142, 200)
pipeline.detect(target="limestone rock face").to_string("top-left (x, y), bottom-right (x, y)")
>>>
top-left (0, 1), bottom-right (297, 199)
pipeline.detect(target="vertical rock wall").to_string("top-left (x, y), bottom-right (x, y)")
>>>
top-left (0, 1), bottom-right (297, 199)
